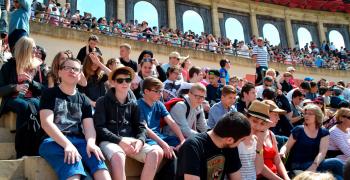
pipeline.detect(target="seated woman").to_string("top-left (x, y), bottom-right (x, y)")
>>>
top-left (0, 37), bottom-right (44, 157)
top-left (328, 108), bottom-right (350, 163)
top-left (260, 100), bottom-right (290, 180)
top-left (47, 50), bottom-right (87, 88)
top-left (133, 58), bottom-right (166, 99)
top-left (80, 53), bottom-right (111, 107)
top-left (280, 104), bottom-right (344, 180)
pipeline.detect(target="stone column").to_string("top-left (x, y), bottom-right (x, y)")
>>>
top-left (285, 16), bottom-right (295, 48)
top-left (250, 11), bottom-right (259, 38)
top-left (211, 1), bottom-right (221, 37)
top-left (117, 0), bottom-right (126, 22)
top-left (318, 17), bottom-right (326, 43)
top-left (168, 0), bottom-right (177, 30)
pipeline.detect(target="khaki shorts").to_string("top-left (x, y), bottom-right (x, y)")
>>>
top-left (100, 138), bottom-right (157, 163)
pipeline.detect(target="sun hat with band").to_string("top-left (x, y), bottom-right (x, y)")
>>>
top-left (262, 100), bottom-right (286, 114)
top-left (108, 64), bottom-right (135, 82)
top-left (248, 100), bottom-right (272, 123)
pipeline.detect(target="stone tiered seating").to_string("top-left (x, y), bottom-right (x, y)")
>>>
top-left (0, 99), bottom-right (145, 179)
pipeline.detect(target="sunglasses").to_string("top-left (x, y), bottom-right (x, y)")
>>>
top-left (61, 66), bottom-right (81, 73)
top-left (342, 115), bottom-right (350, 120)
top-left (115, 78), bottom-right (132, 84)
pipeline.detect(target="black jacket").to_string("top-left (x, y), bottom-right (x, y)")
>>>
top-left (76, 45), bottom-right (102, 64)
top-left (93, 88), bottom-right (146, 144)
top-left (0, 58), bottom-right (45, 115)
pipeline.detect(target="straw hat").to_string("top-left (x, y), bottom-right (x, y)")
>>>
top-left (262, 100), bottom-right (286, 114)
top-left (248, 100), bottom-right (272, 122)
top-left (108, 64), bottom-right (135, 81)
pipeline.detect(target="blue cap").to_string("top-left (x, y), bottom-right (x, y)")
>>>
top-left (304, 77), bottom-right (314, 81)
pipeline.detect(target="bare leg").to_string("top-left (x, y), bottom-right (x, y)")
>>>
top-left (67, 174), bottom-right (80, 180)
top-left (93, 169), bottom-right (112, 180)
top-left (140, 147), bottom-right (162, 180)
top-left (110, 152), bottom-right (127, 180)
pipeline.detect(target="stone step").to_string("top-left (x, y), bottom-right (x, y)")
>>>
top-left (23, 156), bottom-right (58, 180)
top-left (0, 112), bottom-right (17, 132)
top-left (0, 143), bottom-right (16, 160)
top-left (0, 127), bottom-right (15, 143)
top-left (0, 159), bottom-right (25, 180)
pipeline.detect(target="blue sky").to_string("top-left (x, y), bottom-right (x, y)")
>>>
top-left (56, 1), bottom-right (346, 49)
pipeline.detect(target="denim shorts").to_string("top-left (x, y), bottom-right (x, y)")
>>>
top-left (39, 136), bottom-right (108, 180)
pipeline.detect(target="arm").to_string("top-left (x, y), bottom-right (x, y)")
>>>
top-left (88, 54), bottom-right (111, 74)
top-left (279, 134), bottom-right (296, 159)
top-left (19, 0), bottom-right (31, 11)
top-left (164, 115), bottom-right (185, 143)
top-left (145, 125), bottom-right (174, 159)
top-left (184, 174), bottom-right (200, 180)
top-left (5, 0), bottom-right (10, 11)
top-left (196, 110), bottom-right (208, 133)
top-left (308, 136), bottom-right (329, 172)
top-left (254, 134), bottom-right (265, 175)
top-left (131, 104), bottom-right (147, 144)
top-left (331, 130), bottom-right (350, 158)
top-left (272, 133), bottom-right (290, 180)
top-left (170, 103), bottom-right (198, 138)
top-left (78, 72), bottom-right (87, 87)
top-left (228, 171), bottom-right (241, 180)
top-left (83, 117), bottom-right (104, 160)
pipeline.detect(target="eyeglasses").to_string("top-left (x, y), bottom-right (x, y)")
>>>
top-left (150, 89), bottom-right (163, 94)
top-left (342, 115), bottom-right (350, 120)
top-left (115, 78), bottom-right (132, 84)
top-left (61, 66), bottom-right (81, 73)
top-left (191, 92), bottom-right (206, 100)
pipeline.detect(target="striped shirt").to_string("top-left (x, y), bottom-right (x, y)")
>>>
top-left (238, 138), bottom-right (257, 180)
top-left (252, 45), bottom-right (269, 67)
top-left (329, 126), bottom-right (350, 163)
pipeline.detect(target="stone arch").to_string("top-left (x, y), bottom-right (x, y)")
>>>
top-left (77, 0), bottom-right (106, 18)
top-left (219, 10), bottom-right (251, 44)
top-left (182, 10), bottom-right (204, 35)
top-left (297, 27), bottom-right (313, 50)
top-left (175, 2), bottom-right (212, 34)
top-left (134, 1), bottom-right (159, 28)
top-left (257, 15), bottom-right (287, 48)
top-left (224, 18), bottom-right (245, 42)
top-left (329, 30), bottom-right (345, 50)
top-left (126, 0), bottom-right (167, 28)
top-left (291, 21), bottom-right (320, 48)
top-left (325, 24), bottom-right (350, 49)
top-left (262, 23), bottom-right (281, 46)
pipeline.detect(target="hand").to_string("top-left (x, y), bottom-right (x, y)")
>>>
top-left (306, 163), bottom-right (317, 172)
top-left (89, 53), bottom-right (101, 66)
top-left (174, 140), bottom-right (184, 151)
top-left (18, 73), bottom-right (32, 82)
top-left (133, 139), bottom-right (143, 154)
top-left (86, 141), bottom-right (105, 161)
top-left (255, 63), bottom-right (260, 68)
top-left (90, 101), bottom-right (96, 107)
top-left (16, 84), bottom-right (29, 93)
top-left (160, 142), bottom-right (173, 159)
top-left (119, 139), bottom-right (136, 155)
top-left (64, 143), bottom-right (82, 164)
top-left (152, 58), bottom-right (159, 66)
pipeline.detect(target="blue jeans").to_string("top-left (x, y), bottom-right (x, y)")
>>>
top-left (291, 158), bottom-right (344, 180)
top-left (0, 10), bottom-right (8, 33)
top-left (39, 136), bottom-right (108, 180)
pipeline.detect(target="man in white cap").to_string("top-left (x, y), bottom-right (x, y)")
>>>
top-left (161, 51), bottom-right (181, 73)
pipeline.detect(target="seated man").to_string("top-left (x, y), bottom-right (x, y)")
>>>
top-left (39, 58), bottom-right (111, 180)
top-left (93, 65), bottom-right (162, 180)
top-left (163, 83), bottom-right (208, 138)
top-left (138, 76), bottom-right (186, 159)
top-left (177, 112), bottom-right (251, 179)
top-left (208, 85), bottom-right (237, 129)
top-left (206, 69), bottom-right (223, 106)
top-left (236, 82), bottom-right (256, 114)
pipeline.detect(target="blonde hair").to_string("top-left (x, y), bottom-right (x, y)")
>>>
top-left (14, 37), bottom-right (36, 73)
top-left (190, 83), bottom-right (207, 93)
top-left (266, 68), bottom-right (276, 78)
top-left (303, 104), bottom-right (324, 129)
top-left (335, 108), bottom-right (350, 124)
top-left (293, 171), bottom-right (335, 180)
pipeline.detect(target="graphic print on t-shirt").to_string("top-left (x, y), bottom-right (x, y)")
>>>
top-left (207, 155), bottom-right (225, 180)
top-left (54, 98), bottom-right (82, 134)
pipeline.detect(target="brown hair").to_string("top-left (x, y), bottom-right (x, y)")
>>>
top-left (166, 65), bottom-right (181, 77)
top-left (88, 34), bottom-right (99, 42)
top-left (189, 66), bottom-right (201, 78)
top-left (120, 43), bottom-right (131, 51)
top-left (190, 83), bottom-right (206, 94)
top-left (303, 104), bottom-right (324, 129)
top-left (82, 54), bottom-right (104, 81)
top-left (50, 51), bottom-right (67, 84)
top-left (222, 85), bottom-right (237, 96)
top-left (142, 77), bottom-right (163, 92)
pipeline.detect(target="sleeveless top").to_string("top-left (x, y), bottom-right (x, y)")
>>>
top-left (238, 137), bottom-right (257, 180)
top-left (263, 131), bottom-right (278, 174)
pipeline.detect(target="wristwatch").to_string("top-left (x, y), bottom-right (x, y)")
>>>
top-left (256, 149), bottom-right (264, 155)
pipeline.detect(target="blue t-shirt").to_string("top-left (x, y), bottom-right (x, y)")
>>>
top-left (219, 68), bottom-right (229, 85)
top-left (289, 125), bottom-right (329, 166)
top-left (137, 99), bottom-right (169, 134)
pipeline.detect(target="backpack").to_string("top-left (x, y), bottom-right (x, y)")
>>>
top-left (15, 101), bottom-right (44, 158)
top-left (160, 97), bottom-right (200, 128)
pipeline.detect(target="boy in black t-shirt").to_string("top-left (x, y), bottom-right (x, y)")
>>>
top-left (39, 58), bottom-right (111, 180)
top-left (177, 112), bottom-right (251, 180)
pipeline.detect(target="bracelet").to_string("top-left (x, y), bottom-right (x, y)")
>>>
top-left (256, 149), bottom-right (264, 155)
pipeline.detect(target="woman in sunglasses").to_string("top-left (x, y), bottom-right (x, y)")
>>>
top-left (80, 53), bottom-right (111, 107)
top-left (328, 108), bottom-right (350, 163)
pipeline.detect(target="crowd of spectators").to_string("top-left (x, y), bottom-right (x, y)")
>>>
top-left (26, 0), bottom-right (350, 71)
top-left (2, 0), bottom-right (350, 180)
